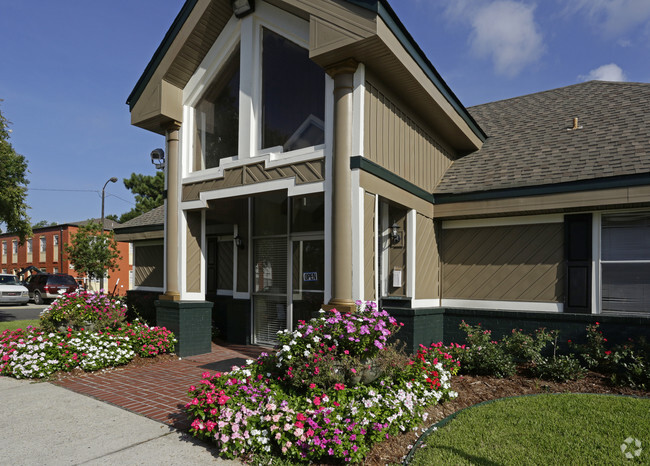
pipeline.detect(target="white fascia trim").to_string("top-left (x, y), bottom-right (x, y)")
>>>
top-left (412, 298), bottom-right (441, 309)
top-left (181, 179), bottom-right (325, 211)
top-left (352, 63), bottom-right (365, 158)
top-left (183, 17), bottom-right (241, 106)
top-left (406, 209), bottom-right (416, 298)
top-left (182, 150), bottom-right (325, 185)
top-left (592, 212), bottom-right (602, 315)
top-left (442, 214), bottom-right (564, 230)
top-left (351, 170), bottom-right (364, 301)
top-left (234, 291), bottom-right (250, 300)
top-left (253, 2), bottom-right (310, 49)
top-left (441, 299), bottom-right (563, 312)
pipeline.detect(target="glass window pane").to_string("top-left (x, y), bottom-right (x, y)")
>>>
top-left (195, 48), bottom-right (240, 169)
top-left (602, 263), bottom-right (650, 314)
top-left (261, 28), bottom-right (325, 152)
top-left (253, 192), bottom-right (287, 236)
top-left (291, 194), bottom-right (324, 233)
top-left (602, 213), bottom-right (650, 261)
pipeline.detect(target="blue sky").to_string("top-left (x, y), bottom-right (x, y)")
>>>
top-left (1, 0), bottom-right (649, 227)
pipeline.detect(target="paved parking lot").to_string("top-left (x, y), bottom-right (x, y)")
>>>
top-left (0, 302), bottom-right (48, 321)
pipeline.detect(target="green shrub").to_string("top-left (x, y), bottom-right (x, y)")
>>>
top-left (608, 344), bottom-right (649, 390)
top-left (39, 291), bottom-right (127, 332)
top-left (569, 322), bottom-right (608, 370)
top-left (530, 355), bottom-right (586, 382)
top-left (448, 322), bottom-right (516, 378)
top-left (501, 327), bottom-right (555, 364)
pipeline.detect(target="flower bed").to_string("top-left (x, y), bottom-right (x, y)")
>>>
top-left (39, 291), bottom-right (128, 331)
top-left (0, 321), bottom-right (176, 379)
top-left (185, 302), bottom-right (459, 463)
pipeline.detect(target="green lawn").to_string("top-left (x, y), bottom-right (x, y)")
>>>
top-left (0, 319), bottom-right (40, 332)
top-left (410, 394), bottom-right (649, 465)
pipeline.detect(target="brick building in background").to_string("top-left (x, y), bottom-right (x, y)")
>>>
top-left (0, 219), bottom-right (131, 295)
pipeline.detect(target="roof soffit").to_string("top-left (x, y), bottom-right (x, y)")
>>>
top-left (129, 0), bottom-right (484, 151)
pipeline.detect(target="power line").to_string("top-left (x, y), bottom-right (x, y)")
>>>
top-left (29, 188), bottom-right (99, 192)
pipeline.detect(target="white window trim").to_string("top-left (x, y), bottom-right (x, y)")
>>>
top-left (183, 2), bottom-right (323, 180)
top-left (442, 214), bottom-right (564, 229)
top-left (592, 212), bottom-right (602, 315)
top-left (442, 299), bottom-right (563, 312)
top-left (406, 209), bottom-right (416, 299)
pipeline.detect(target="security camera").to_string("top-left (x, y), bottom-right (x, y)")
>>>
top-left (150, 148), bottom-right (165, 169)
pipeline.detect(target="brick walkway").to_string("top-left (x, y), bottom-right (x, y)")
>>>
top-left (52, 342), bottom-right (271, 430)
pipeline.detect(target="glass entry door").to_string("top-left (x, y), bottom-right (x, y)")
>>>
top-left (292, 238), bottom-right (324, 327)
top-left (252, 237), bottom-right (288, 346)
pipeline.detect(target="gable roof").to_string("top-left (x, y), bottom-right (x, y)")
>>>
top-left (126, 0), bottom-right (485, 148)
top-left (435, 81), bottom-right (650, 196)
top-left (116, 205), bottom-right (165, 230)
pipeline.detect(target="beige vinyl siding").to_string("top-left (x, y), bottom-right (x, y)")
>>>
top-left (415, 214), bottom-right (439, 300)
top-left (441, 223), bottom-right (564, 302)
top-left (186, 211), bottom-right (202, 293)
top-left (134, 244), bottom-right (164, 288)
top-left (364, 192), bottom-right (376, 300)
top-left (364, 80), bottom-right (454, 192)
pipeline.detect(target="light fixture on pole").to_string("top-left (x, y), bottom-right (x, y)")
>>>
top-left (231, 0), bottom-right (255, 18)
top-left (150, 148), bottom-right (165, 169)
top-left (234, 234), bottom-right (244, 249)
top-left (100, 177), bottom-right (118, 292)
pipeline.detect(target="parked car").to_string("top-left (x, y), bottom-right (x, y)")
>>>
top-left (0, 274), bottom-right (29, 305)
top-left (23, 273), bottom-right (78, 304)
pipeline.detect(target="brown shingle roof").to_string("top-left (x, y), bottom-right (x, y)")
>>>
top-left (435, 81), bottom-right (650, 194)
top-left (115, 205), bottom-right (165, 229)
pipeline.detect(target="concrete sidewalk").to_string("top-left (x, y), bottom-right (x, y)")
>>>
top-left (0, 376), bottom-right (238, 465)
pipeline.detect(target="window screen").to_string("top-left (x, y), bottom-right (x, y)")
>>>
top-left (601, 213), bottom-right (650, 314)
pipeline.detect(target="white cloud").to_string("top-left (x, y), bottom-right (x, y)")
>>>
top-left (442, 1), bottom-right (545, 77)
top-left (579, 63), bottom-right (628, 82)
top-left (562, 0), bottom-right (650, 37)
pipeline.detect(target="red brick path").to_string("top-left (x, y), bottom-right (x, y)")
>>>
top-left (52, 342), bottom-right (271, 430)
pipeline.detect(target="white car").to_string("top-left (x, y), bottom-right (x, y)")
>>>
top-left (0, 274), bottom-right (29, 305)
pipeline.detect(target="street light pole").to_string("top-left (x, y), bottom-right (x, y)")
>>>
top-left (100, 177), bottom-right (118, 291)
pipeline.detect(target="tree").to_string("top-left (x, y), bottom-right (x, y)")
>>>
top-left (117, 172), bottom-right (164, 223)
top-left (32, 220), bottom-right (57, 229)
top-left (64, 222), bottom-right (121, 283)
top-left (0, 102), bottom-right (31, 241)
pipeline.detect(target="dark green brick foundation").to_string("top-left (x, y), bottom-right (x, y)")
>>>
top-left (156, 300), bottom-right (213, 357)
top-left (382, 303), bottom-right (650, 352)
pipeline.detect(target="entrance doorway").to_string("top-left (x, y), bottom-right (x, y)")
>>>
top-left (251, 192), bottom-right (324, 345)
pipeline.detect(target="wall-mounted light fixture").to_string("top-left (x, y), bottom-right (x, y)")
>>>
top-left (390, 222), bottom-right (401, 245)
top-left (150, 148), bottom-right (165, 169)
top-left (234, 234), bottom-right (244, 249)
top-left (231, 0), bottom-right (255, 18)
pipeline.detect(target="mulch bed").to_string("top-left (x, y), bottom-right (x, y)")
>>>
top-left (367, 371), bottom-right (649, 465)
top-left (45, 355), bottom-right (648, 465)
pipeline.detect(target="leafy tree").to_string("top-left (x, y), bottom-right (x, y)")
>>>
top-left (32, 220), bottom-right (57, 229)
top-left (64, 221), bottom-right (122, 282)
top-left (0, 103), bottom-right (31, 241)
top-left (117, 172), bottom-right (164, 223)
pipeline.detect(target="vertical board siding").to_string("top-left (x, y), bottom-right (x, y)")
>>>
top-left (364, 81), bottom-right (454, 192)
top-left (364, 192), bottom-right (376, 300)
top-left (441, 223), bottom-right (565, 302)
top-left (186, 211), bottom-right (202, 293)
top-left (134, 244), bottom-right (164, 288)
top-left (416, 214), bottom-right (439, 300)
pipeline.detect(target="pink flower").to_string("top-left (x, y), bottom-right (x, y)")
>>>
top-left (313, 396), bottom-right (321, 406)
top-left (334, 383), bottom-right (345, 391)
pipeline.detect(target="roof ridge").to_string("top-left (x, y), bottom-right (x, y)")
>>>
top-left (469, 80), bottom-right (650, 109)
